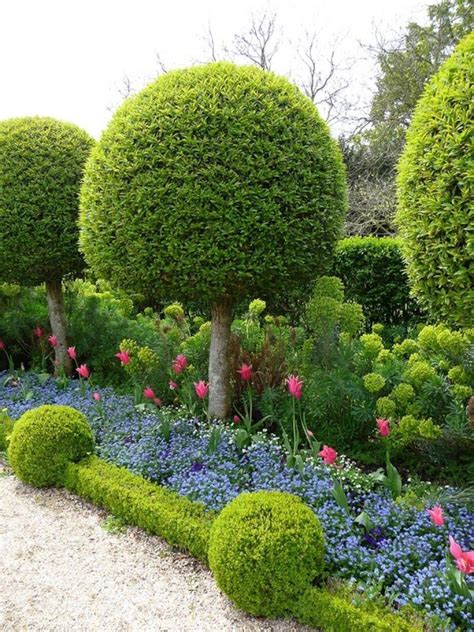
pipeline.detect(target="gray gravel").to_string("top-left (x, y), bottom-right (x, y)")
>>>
top-left (0, 466), bottom-right (311, 632)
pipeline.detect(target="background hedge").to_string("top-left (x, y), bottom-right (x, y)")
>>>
top-left (332, 237), bottom-right (424, 328)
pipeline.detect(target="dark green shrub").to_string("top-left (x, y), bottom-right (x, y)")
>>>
top-left (332, 237), bottom-right (424, 327)
top-left (0, 117), bottom-right (95, 371)
top-left (396, 33), bottom-right (474, 326)
top-left (79, 61), bottom-right (347, 418)
top-left (8, 405), bottom-right (94, 487)
top-left (208, 491), bottom-right (324, 617)
top-left (64, 456), bottom-right (213, 562)
top-left (0, 410), bottom-right (14, 451)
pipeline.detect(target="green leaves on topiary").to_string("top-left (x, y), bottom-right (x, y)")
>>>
top-left (79, 62), bottom-right (347, 312)
top-left (0, 117), bottom-right (94, 286)
top-left (396, 33), bottom-right (474, 326)
top-left (0, 409), bottom-right (14, 451)
top-left (8, 405), bottom-right (94, 487)
top-left (208, 490), bottom-right (325, 617)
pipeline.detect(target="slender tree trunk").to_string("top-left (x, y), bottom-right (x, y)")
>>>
top-left (46, 279), bottom-right (72, 376)
top-left (208, 299), bottom-right (233, 419)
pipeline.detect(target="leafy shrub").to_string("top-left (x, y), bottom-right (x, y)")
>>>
top-left (0, 409), bottom-right (14, 451)
top-left (208, 491), bottom-right (325, 617)
top-left (8, 405), bottom-right (94, 487)
top-left (332, 237), bottom-right (424, 328)
top-left (396, 33), bottom-right (474, 326)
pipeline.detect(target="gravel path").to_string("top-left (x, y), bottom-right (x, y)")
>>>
top-left (0, 466), bottom-right (311, 632)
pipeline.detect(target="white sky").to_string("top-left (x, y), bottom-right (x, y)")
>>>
top-left (1, 0), bottom-right (428, 138)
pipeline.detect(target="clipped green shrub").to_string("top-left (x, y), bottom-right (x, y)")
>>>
top-left (396, 33), bottom-right (474, 326)
top-left (333, 237), bottom-right (423, 327)
top-left (79, 61), bottom-right (347, 418)
top-left (8, 405), bottom-right (94, 487)
top-left (0, 410), bottom-right (14, 451)
top-left (64, 456), bottom-right (213, 563)
top-left (208, 491), bottom-right (324, 617)
top-left (0, 117), bottom-right (95, 371)
top-left (293, 587), bottom-right (423, 632)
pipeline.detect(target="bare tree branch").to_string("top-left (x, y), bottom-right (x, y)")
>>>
top-left (228, 11), bottom-right (279, 70)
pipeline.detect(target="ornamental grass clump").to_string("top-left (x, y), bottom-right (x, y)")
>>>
top-left (8, 404), bottom-right (94, 487)
top-left (208, 490), bottom-right (325, 617)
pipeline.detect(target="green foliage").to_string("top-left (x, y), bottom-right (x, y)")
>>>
top-left (8, 405), bottom-right (94, 487)
top-left (64, 455), bottom-right (214, 563)
top-left (208, 491), bottom-right (325, 617)
top-left (79, 62), bottom-right (347, 312)
top-left (293, 586), bottom-right (423, 632)
top-left (333, 237), bottom-right (423, 327)
top-left (0, 409), bottom-right (14, 451)
top-left (396, 33), bottom-right (474, 326)
top-left (0, 117), bottom-right (94, 285)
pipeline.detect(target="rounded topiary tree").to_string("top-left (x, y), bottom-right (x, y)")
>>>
top-left (208, 491), bottom-right (325, 616)
top-left (396, 33), bottom-right (474, 327)
top-left (79, 62), bottom-right (347, 417)
top-left (0, 117), bottom-right (94, 373)
top-left (8, 404), bottom-right (94, 487)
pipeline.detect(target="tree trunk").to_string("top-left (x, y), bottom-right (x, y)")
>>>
top-left (46, 279), bottom-right (72, 376)
top-left (208, 299), bottom-right (233, 419)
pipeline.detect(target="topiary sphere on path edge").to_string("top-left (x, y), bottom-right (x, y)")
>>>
top-left (8, 404), bottom-right (94, 487)
top-left (79, 62), bottom-right (347, 417)
top-left (208, 491), bottom-right (325, 617)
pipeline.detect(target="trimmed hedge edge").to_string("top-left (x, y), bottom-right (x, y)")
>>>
top-left (62, 455), bottom-right (422, 632)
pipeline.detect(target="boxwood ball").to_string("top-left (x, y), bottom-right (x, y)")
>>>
top-left (79, 62), bottom-right (347, 310)
top-left (0, 117), bottom-right (94, 285)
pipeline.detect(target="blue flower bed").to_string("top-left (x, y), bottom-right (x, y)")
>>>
top-left (1, 373), bottom-right (473, 630)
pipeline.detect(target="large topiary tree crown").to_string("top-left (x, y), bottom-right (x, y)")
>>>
top-left (0, 117), bottom-right (94, 285)
top-left (396, 33), bottom-right (474, 326)
top-left (80, 62), bottom-right (347, 416)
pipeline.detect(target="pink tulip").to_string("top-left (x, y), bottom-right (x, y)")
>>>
top-left (67, 346), bottom-right (77, 360)
top-left (92, 392), bottom-right (101, 401)
top-left (169, 380), bottom-right (178, 390)
top-left (449, 535), bottom-right (474, 574)
top-left (428, 505), bottom-right (444, 527)
top-left (194, 380), bottom-right (209, 399)
top-left (233, 415), bottom-right (240, 423)
top-left (319, 445), bottom-right (338, 465)
top-left (376, 418), bottom-right (390, 437)
top-left (143, 387), bottom-right (156, 400)
top-left (285, 374), bottom-right (304, 399)
top-left (237, 363), bottom-right (253, 382)
top-left (153, 397), bottom-right (162, 407)
top-left (115, 350), bottom-right (131, 365)
top-left (33, 326), bottom-right (44, 338)
top-left (48, 335), bottom-right (58, 347)
top-left (0, 339), bottom-right (5, 350)
top-left (76, 364), bottom-right (90, 379)
top-left (172, 354), bottom-right (188, 374)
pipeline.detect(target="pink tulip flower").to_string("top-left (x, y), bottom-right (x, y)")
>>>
top-left (169, 380), bottom-right (178, 390)
top-left (172, 354), bottom-right (188, 374)
top-left (428, 505), bottom-right (445, 527)
top-left (143, 387), bottom-right (156, 400)
top-left (233, 415), bottom-right (240, 423)
top-left (33, 326), bottom-right (44, 338)
top-left (319, 445), bottom-right (338, 465)
top-left (48, 335), bottom-right (58, 347)
top-left (285, 374), bottom-right (304, 399)
top-left (449, 535), bottom-right (474, 574)
top-left (194, 380), bottom-right (209, 399)
top-left (237, 363), bottom-right (253, 382)
top-left (153, 397), bottom-right (162, 407)
top-left (92, 392), bottom-right (101, 401)
top-left (76, 364), bottom-right (90, 379)
top-left (67, 346), bottom-right (77, 360)
top-left (376, 418), bottom-right (390, 437)
top-left (115, 350), bottom-right (131, 365)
